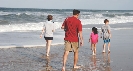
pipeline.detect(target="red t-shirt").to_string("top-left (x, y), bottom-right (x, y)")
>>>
top-left (62, 16), bottom-right (82, 42)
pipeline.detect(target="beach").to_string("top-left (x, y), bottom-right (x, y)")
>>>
top-left (0, 8), bottom-right (133, 71)
top-left (0, 28), bottom-right (133, 71)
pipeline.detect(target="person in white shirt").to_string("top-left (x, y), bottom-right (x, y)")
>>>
top-left (40, 15), bottom-right (55, 56)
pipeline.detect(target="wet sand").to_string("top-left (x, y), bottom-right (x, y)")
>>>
top-left (0, 29), bottom-right (133, 71)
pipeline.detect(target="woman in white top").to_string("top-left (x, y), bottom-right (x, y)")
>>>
top-left (40, 15), bottom-right (55, 56)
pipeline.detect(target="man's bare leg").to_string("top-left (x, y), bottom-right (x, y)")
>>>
top-left (46, 40), bottom-right (52, 56)
top-left (62, 51), bottom-right (69, 71)
top-left (73, 50), bottom-right (80, 68)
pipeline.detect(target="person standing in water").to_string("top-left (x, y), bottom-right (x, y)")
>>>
top-left (89, 27), bottom-right (98, 55)
top-left (40, 15), bottom-right (55, 56)
top-left (61, 9), bottom-right (83, 71)
top-left (101, 19), bottom-right (111, 53)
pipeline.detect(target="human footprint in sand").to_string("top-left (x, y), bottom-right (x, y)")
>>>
top-left (40, 15), bottom-right (55, 56)
top-left (61, 9), bottom-right (83, 71)
top-left (101, 19), bottom-right (111, 53)
top-left (89, 27), bottom-right (98, 55)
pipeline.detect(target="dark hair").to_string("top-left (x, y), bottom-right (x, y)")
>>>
top-left (104, 19), bottom-right (109, 23)
top-left (73, 9), bottom-right (80, 15)
top-left (47, 15), bottom-right (53, 21)
top-left (92, 27), bottom-right (98, 35)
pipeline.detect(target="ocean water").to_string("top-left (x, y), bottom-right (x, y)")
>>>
top-left (0, 8), bottom-right (133, 32)
top-left (0, 8), bottom-right (133, 47)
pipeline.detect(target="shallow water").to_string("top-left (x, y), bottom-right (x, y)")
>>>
top-left (0, 29), bottom-right (133, 71)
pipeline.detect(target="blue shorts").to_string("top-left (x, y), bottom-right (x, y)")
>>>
top-left (104, 39), bottom-right (110, 43)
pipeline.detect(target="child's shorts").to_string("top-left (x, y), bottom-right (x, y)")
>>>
top-left (104, 39), bottom-right (110, 43)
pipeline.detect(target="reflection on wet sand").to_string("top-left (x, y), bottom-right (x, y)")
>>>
top-left (101, 53), bottom-right (112, 71)
top-left (88, 53), bottom-right (112, 71)
top-left (90, 55), bottom-right (97, 70)
top-left (66, 53), bottom-right (112, 71)
top-left (41, 56), bottom-right (53, 71)
top-left (40, 53), bottom-right (111, 71)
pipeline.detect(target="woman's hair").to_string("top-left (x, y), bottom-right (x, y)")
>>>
top-left (47, 15), bottom-right (53, 21)
top-left (92, 27), bottom-right (98, 34)
top-left (104, 19), bottom-right (109, 23)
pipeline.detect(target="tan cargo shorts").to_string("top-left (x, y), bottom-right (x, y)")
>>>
top-left (64, 41), bottom-right (79, 52)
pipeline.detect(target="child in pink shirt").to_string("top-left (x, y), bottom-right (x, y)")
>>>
top-left (89, 27), bottom-right (98, 55)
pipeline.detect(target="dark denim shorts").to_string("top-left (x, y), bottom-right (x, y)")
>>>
top-left (104, 39), bottom-right (110, 43)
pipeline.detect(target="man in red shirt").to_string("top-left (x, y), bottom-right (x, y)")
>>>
top-left (61, 9), bottom-right (83, 71)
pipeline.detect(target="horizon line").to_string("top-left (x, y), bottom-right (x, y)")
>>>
top-left (0, 7), bottom-right (133, 10)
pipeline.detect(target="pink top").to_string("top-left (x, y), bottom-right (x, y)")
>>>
top-left (90, 32), bottom-right (98, 44)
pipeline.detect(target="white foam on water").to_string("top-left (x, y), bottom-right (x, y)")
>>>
top-left (0, 20), bottom-right (133, 33)
top-left (1, 10), bottom-right (133, 33)
top-left (0, 22), bottom-right (62, 32)
top-left (80, 15), bottom-right (133, 25)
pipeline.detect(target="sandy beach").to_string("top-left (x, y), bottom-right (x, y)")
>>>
top-left (0, 28), bottom-right (133, 71)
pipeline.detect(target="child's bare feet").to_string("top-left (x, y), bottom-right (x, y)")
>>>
top-left (102, 50), bottom-right (105, 53)
top-left (92, 51), bottom-right (96, 55)
top-left (108, 49), bottom-right (110, 53)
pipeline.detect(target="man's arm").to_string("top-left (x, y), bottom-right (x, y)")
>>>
top-left (79, 31), bottom-right (83, 46)
top-left (78, 21), bottom-right (83, 46)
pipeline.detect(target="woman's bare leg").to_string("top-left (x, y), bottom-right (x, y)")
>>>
top-left (46, 40), bottom-right (48, 55)
top-left (46, 40), bottom-right (52, 56)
